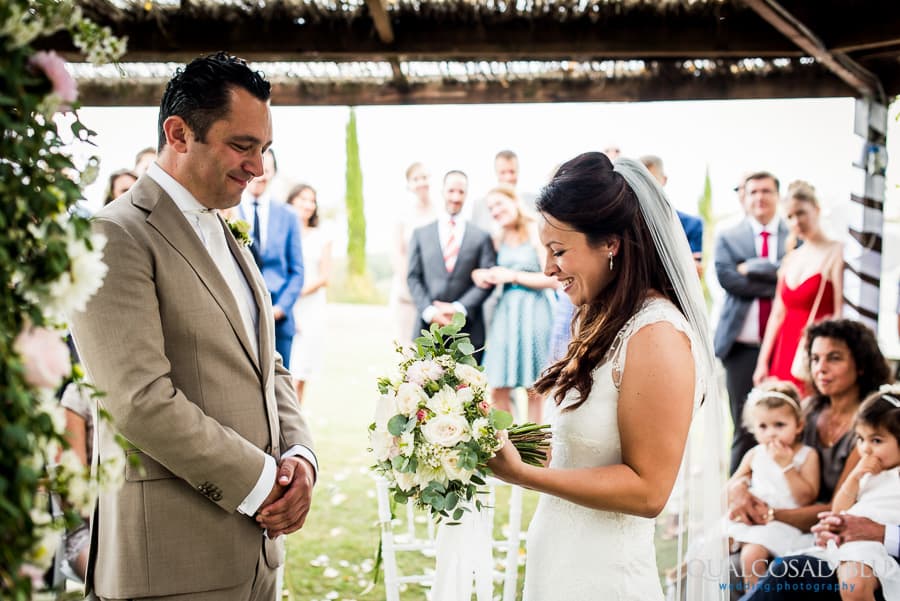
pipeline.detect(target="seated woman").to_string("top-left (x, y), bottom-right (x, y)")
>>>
top-left (729, 318), bottom-right (891, 598)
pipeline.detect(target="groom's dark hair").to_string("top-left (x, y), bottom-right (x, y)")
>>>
top-left (157, 52), bottom-right (271, 152)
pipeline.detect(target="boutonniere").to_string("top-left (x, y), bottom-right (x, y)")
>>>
top-left (226, 218), bottom-right (253, 248)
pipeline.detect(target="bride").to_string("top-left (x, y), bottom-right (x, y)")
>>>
top-left (488, 152), bottom-right (726, 600)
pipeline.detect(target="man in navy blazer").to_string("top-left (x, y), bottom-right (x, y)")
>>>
top-left (239, 149), bottom-right (304, 368)
top-left (407, 170), bottom-right (496, 363)
top-left (714, 171), bottom-right (788, 474)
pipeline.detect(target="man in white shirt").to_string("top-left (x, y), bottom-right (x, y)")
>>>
top-left (70, 53), bottom-right (316, 601)
top-left (407, 170), bottom-right (497, 363)
top-left (714, 171), bottom-right (790, 474)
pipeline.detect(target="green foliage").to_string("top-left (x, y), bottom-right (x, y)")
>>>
top-left (344, 107), bottom-right (367, 277)
top-left (0, 1), bottom-right (124, 596)
top-left (697, 165), bottom-right (714, 308)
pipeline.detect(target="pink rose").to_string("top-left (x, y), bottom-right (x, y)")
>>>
top-left (29, 51), bottom-right (78, 111)
top-left (416, 409), bottom-right (427, 423)
top-left (478, 401), bottom-right (490, 415)
top-left (14, 326), bottom-right (71, 390)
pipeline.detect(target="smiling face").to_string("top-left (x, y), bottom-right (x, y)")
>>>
top-left (750, 404), bottom-right (802, 447)
top-left (495, 156), bottom-right (519, 187)
top-left (169, 86), bottom-right (273, 210)
top-left (784, 196), bottom-right (820, 240)
top-left (856, 422), bottom-right (900, 470)
top-left (809, 336), bottom-right (860, 400)
top-left (406, 164), bottom-right (430, 201)
top-left (289, 187), bottom-right (317, 225)
top-left (539, 213), bottom-right (617, 306)
top-left (443, 173), bottom-right (468, 217)
top-left (486, 191), bottom-right (518, 228)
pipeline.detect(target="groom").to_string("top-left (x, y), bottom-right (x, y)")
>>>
top-left (70, 53), bottom-right (317, 601)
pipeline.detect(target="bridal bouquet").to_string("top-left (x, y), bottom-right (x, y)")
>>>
top-left (369, 313), bottom-right (550, 522)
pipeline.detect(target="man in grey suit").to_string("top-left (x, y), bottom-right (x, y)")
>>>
top-left (70, 53), bottom-right (316, 600)
top-left (407, 170), bottom-right (497, 362)
top-left (714, 171), bottom-right (789, 474)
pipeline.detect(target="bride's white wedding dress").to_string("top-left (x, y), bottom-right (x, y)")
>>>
top-left (524, 298), bottom-right (703, 600)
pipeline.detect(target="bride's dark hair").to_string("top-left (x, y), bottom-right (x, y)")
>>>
top-left (534, 152), bottom-right (682, 409)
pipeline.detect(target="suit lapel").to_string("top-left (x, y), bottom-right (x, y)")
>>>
top-left (776, 219), bottom-right (789, 259)
top-left (225, 223), bottom-right (271, 380)
top-left (136, 180), bottom-right (261, 376)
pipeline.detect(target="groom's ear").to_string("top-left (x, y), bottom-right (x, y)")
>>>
top-left (162, 115), bottom-right (191, 154)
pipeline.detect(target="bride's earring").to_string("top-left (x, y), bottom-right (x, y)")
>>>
top-left (608, 252), bottom-right (615, 271)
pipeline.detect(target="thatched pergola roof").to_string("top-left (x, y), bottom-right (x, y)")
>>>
top-left (41, 0), bottom-right (900, 105)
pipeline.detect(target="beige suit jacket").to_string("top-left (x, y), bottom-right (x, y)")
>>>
top-left (70, 176), bottom-right (314, 598)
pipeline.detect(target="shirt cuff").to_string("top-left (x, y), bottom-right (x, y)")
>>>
top-left (885, 524), bottom-right (900, 559)
top-left (237, 454), bottom-right (277, 516)
top-left (283, 445), bottom-right (319, 483)
top-left (422, 305), bottom-right (437, 323)
top-left (452, 302), bottom-right (467, 317)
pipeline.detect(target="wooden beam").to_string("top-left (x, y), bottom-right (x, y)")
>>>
top-left (73, 64), bottom-right (857, 107)
top-left (364, 0), bottom-right (394, 45)
top-left (743, 0), bottom-right (883, 99)
top-left (37, 4), bottom-right (804, 63)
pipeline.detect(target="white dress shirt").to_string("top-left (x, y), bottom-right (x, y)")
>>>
top-left (147, 163), bottom-right (317, 516)
top-left (735, 217), bottom-right (781, 345)
top-left (240, 190), bottom-right (272, 252)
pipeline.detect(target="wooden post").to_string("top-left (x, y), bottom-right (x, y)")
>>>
top-left (843, 98), bottom-right (888, 332)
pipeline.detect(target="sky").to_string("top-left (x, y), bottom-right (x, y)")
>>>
top-left (70, 96), bottom-right (900, 348)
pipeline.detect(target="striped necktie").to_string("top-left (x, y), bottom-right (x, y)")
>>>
top-left (443, 218), bottom-right (459, 273)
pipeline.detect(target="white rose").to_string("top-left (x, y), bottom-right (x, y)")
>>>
top-left (456, 386), bottom-right (474, 406)
top-left (455, 364), bottom-right (488, 392)
top-left (420, 360), bottom-right (444, 382)
top-left (370, 429), bottom-right (397, 462)
top-left (393, 469), bottom-right (416, 492)
top-left (471, 417), bottom-right (490, 439)
top-left (374, 392), bottom-right (398, 429)
top-left (405, 361), bottom-right (427, 386)
top-left (427, 385), bottom-right (463, 415)
top-left (396, 382), bottom-right (428, 416)
top-left (422, 414), bottom-right (471, 448)
top-left (441, 450), bottom-right (474, 484)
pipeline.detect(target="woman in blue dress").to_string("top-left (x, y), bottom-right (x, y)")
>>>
top-left (473, 185), bottom-right (558, 422)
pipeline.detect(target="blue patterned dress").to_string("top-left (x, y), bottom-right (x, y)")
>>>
top-left (484, 241), bottom-right (554, 388)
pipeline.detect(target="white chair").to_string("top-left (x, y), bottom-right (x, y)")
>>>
top-left (375, 476), bottom-right (524, 601)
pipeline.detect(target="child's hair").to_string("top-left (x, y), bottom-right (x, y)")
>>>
top-left (742, 380), bottom-right (804, 431)
top-left (855, 385), bottom-right (900, 442)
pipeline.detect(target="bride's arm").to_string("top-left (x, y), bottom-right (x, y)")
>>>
top-left (488, 321), bottom-right (694, 518)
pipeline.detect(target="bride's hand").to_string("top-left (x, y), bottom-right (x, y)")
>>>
top-left (487, 433), bottom-right (526, 485)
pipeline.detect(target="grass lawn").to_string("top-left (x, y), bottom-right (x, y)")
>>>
top-left (284, 303), bottom-right (688, 601)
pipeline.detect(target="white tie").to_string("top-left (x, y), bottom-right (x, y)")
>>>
top-left (196, 210), bottom-right (259, 358)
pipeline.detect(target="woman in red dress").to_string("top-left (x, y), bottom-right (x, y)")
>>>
top-left (753, 181), bottom-right (843, 394)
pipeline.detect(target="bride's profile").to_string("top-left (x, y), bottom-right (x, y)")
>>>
top-left (488, 152), bottom-right (726, 600)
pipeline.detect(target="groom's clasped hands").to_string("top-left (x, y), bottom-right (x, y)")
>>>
top-left (256, 456), bottom-right (316, 538)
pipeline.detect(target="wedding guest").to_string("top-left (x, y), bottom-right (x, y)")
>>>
top-left (237, 148), bottom-right (305, 368)
top-left (59, 382), bottom-right (94, 581)
top-left (640, 155), bottom-right (704, 276)
top-left (473, 185), bottom-right (557, 422)
top-left (69, 52), bottom-right (316, 600)
top-left (471, 150), bottom-right (537, 232)
top-left (715, 171), bottom-right (790, 474)
top-left (488, 153), bottom-right (722, 599)
top-left (102, 169), bottom-right (138, 205)
top-left (286, 184), bottom-right (332, 405)
top-left (726, 382), bottom-right (820, 587)
top-left (753, 181), bottom-right (843, 394)
top-left (389, 162), bottom-right (437, 345)
top-left (133, 146), bottom-right (156, 177)
top-left (407, 170), bottom-right (496, 363)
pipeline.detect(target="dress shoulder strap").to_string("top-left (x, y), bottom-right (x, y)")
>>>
top-left (607, 297), bottom-right (693, 389)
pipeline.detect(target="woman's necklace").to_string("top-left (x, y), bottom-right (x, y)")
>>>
top-left (819, 407), bottom-right (854, 447)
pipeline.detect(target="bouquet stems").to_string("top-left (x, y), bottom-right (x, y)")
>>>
top-left (508, 423), bottom-right (552, 467)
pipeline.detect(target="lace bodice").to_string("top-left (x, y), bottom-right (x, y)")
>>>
top-left (524, 297), bottom-right (700, 601)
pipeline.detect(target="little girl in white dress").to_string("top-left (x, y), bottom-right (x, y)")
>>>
top-left (807, 386), bottom-right (900, 600)
top-left (727, 382), bottom-right (820, 586)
